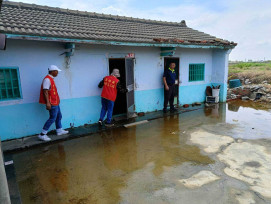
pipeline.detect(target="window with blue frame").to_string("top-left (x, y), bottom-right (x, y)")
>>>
top-left (0, 67), bottom-right (22, 101)
top-left (189, 63), bottom-right (205, 82)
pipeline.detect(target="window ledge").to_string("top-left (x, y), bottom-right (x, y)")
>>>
top-left (0, 99), bottom-right (23, 106)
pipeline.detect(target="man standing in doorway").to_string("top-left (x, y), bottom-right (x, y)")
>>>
top-left (98, 69), bottom-right (126, 127)
top-left (163, 62), bottom-right (178, 113)
top-left (38, 65), bottom-right (69, 141)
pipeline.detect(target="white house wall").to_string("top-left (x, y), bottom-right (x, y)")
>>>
top-left (176, 48), bottom-right (213, 105)
top-left (0, 39), bottom-right (228, 140)
top-left (212, 49), bottom-right (231, 101)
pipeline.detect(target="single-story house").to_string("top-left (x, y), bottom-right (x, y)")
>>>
top-left (0, 1), bottom-right (236, 140)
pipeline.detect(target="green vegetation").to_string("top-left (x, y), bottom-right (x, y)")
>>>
top-left (229, 61), bottom-right (271, 73)
top-left (228, 61), bottom-right (271, 84)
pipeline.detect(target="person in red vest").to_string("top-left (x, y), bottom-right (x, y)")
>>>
top-left (38, 65), bottom-right (69, 141)
top-left (98, 69), bottom-right (126, 127)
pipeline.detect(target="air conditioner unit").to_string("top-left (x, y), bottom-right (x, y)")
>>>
top-left (206, 96), bottom-right (219, 103)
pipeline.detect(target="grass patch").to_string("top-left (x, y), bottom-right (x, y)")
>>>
top-left (228, 61), bottom-right (271, 84)
top-left (229, 61), bottom-right (271, 73)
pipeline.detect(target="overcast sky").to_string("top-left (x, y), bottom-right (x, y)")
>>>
top-left (8, 0), bottom-right (271, 61)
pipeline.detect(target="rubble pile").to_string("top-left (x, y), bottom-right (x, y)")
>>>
top-left (227, 81), bottom-right (271, 103)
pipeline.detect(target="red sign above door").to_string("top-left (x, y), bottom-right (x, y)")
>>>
top-left (126, 53), bottom-right (135, 58)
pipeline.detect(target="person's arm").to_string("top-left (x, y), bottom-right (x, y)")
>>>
top-left (163, 76), bottom-right (169, 91)
top-left (98, 79), bottom-right (104, 88)
top-left (117, 82), bottom-right (128, 93)
top-left (42, 78), bottom-right (51, 110)
top-left (43, 90), bottom-right (51, 110)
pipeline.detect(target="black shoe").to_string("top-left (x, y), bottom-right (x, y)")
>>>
top-left (105, 122), bottom-right (114, 127)
top-left (163, 109), bottom-right (167, 113)
top-left (170, 108), bottom-right (178, 113)
top-left (98, 120), bottom-right (103, 126)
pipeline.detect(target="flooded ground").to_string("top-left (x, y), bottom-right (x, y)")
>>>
top-left (10, 101), bottom-right (271, 204)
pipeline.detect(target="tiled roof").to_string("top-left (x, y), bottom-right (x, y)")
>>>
top-left (0, 1), bottom-right (237, 48)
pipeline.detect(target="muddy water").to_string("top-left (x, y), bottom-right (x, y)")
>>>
top-left (12, 102), bottom-right (271, 204)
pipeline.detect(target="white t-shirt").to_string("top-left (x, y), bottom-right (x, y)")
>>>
top-left (42, 75), bottom-right (54, 90)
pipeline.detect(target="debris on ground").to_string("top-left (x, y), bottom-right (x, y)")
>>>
top-left (241, 96), bottom-right (249, 100)
top-left (192, 102), bottom-right (201, 106)
top-left (179, 171), bottom-right (220, 188)
top-left (124, 120), bottom-right (148, 128)
top-left (227, 83), bottom-right (271, 102)
top-left (138, 112), bottom-right (145, 117)
top-left (183, 104), bottom-right (189, 108)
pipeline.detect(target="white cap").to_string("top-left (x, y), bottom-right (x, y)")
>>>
top-left (111, 69), bottom-right (120, 77)
top-left (48, 65), bottom-right (62, 72)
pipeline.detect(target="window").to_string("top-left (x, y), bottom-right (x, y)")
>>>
top-left (189, 63), bottom-right (205, 82)
top-left (0, 67), bottom-right (22, 101)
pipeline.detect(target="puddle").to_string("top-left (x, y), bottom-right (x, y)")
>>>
top-left (226, 100), bottom-right (271, 139)
top-left (9, 101), bottom-right (271, 204)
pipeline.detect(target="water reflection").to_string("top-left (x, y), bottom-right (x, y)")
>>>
top-left (12, 101), bottom-right (271, 203)
top-left (14, 117), bottom-right (215, 203)
top-left (14, 144), bottom-right (69, 203)
top-left (226, 100), bottom-right (271, 139)
top-left (152, 114), bottom-right (213, 176)
top-left (100, 128), bottom-right (138, 172)
top-left (205, 104), bottom-right (221, 118)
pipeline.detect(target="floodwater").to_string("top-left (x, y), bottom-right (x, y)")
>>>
top-left (11, 101), bottom-right (271, 204)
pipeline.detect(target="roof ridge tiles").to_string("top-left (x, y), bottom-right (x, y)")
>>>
top-left (2, 1), bottom-right (187, 27)
top-left (0, 1), bottom-right (237, 47)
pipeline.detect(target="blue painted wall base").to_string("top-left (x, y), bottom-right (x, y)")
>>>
top-left (135, 89), bottom-right (164, 112)
top-left (0, 96), bottom-right (101, 141)
top-left (0, 83), bottom-right (227, 141)
top-left (134, 82), bottom-right (227, 113)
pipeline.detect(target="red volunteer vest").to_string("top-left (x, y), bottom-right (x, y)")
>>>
top-left (101, 75), bottom-right (119, 102)
top-left (39, 75), bottom-right (60, 106)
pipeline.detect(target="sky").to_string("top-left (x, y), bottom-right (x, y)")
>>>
top-left (7, 0), bottom-right (271, 61)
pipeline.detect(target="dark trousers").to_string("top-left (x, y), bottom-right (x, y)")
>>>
top-left (164, 85), bottom-right (175, 110)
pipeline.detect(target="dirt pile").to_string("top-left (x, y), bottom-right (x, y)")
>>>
top-left (229, 72), bottom-right (271, 84)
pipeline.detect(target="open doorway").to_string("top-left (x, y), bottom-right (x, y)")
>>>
top-left (109, 58), bottom-right (127, 116)
top-left (164, 57), bottom-right (180, 106)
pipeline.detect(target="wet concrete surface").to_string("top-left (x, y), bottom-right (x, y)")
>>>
top-left (5, 101), bottom-right (271, 204)
top-left (2, 106), bottom-right (201, 153)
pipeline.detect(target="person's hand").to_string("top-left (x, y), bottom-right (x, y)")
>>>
top-left (46, 103), bottom-right (51, 110)
top-left (165, 85), bottom-right (169, 91)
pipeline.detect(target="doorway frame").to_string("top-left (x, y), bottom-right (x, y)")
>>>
top-left (108, 58), bottom-right (127, 116)
top-left (108, 57), bottom-right (136, 118)
top-left (164, 57), bottom-right (180, 107)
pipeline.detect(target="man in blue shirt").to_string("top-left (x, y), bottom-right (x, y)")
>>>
top-left (163, 63), bottom-right (177, 113)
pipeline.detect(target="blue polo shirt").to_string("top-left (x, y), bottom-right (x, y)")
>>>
top-left (163, 67), bottom-right (176, 85)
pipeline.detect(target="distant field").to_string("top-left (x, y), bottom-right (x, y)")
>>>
top-left (229, 61), bottom-right (271, 73)
top-left (228, 61), bottom-right (271, 84)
